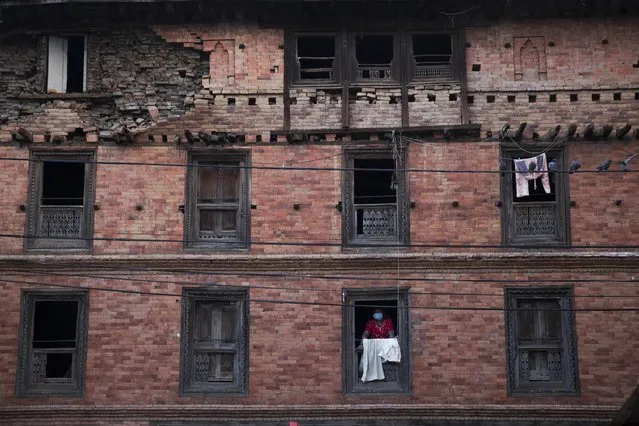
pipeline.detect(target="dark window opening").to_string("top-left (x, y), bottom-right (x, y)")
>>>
top-left (28, 152), bottom-right (94, 250)
top-left (17, 292), bottom-right (88, 396)
top-left (42, 161), bottom-right (85, 206)
top-left (297, 36), bottom-right (335, 81)
top-left (355, 35), bottom-right (394, 80)
top-left (66, 36), bottom-right (85, 94)
top-left (33, 301), bottom-right (78, 349)
top-left (354, 159), bottom-right (397, 237)
top-left (412, 34), bottom-right (453, 80)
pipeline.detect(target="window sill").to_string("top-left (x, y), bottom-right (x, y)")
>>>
top-left (12, 93), bottom-right (119, 101)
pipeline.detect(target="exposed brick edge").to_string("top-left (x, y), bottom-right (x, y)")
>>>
top-left (1, 251), bottom-right (639, 272)
top-left (0, 404), bottom-right (617, 423)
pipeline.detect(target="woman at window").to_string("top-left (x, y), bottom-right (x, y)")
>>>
top-left (362, 309), bottom-right (395, 339)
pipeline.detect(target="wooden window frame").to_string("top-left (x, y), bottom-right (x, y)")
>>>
top-left (505, 287), bottom-right (580, 395)
top-left (290, 32), bottom-right (342, 87)
top-left (287, 29), bottom-right (462, 88)
top-left (26, 150), bottom-right (96, 251)
top-left (500, 144), bottom-right (570, 247)
top-left (350, 32), bottom-right (400, 86)
top-left (16, 290), bottom-right (89, 397)
top-left (184, 150), bottom-right (250, 250)
top-left (180, 287), bottom-right (249, 395)
top-left (407, 31), bottom-right (461, 83)
top-left (342, 147), bottom-right (409, 247)
top-left (342, 288), bottom-right (411, 394)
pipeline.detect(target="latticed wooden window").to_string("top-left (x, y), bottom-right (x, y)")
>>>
top-left (505, 287), bottom-right (579, 395)
top-left (181, 288), bottom-right (248, 395)
top-left (26, 151), bottom-right (95, 250)
top-left (185, 151), bottom-right (250, 249)
top-left (500, 145), bottom-right (570, 247)
top-left (342, 148), bottom-right (409, 246)
top-left (342, 289), bottom-right (411, 394)
top-left (16, 291), bottom-right (88, 396)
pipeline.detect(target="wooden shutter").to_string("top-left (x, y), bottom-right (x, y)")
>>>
top-left (47, 36), bottom-right (68, 93)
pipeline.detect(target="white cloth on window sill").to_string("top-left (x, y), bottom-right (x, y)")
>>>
top-left (513, 153), bottom-right (551, 198)
top-left (359, 337), bottom-right (401, 382)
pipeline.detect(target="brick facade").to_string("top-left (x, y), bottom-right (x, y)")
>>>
top-left (0, 2), bottom-right (638, 424)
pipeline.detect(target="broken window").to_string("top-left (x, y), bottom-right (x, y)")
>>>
top-left (185, 152), bottom-right (250, 249)
top-left (47, 35), bottom-right (86, 94)
top-left (411, 34), bottom-right (454, 81)
top-left (501, 147), bottom-right (569, 246)
top-left (17, 291), bottom-right (88, 396)
top-left (181, 288), bottom-right (248, 394)
top-left (354, 34), bottom-right (395, 80)
top-left (343, 150), bottom-right (408, 246)
top-left (27, 151), bottom-right (95, 250)
top-left (505, 287), bottom-right (579, 394)
top-left (296, 35), bottom-right (337, 82)
top-left (343, 289), bottom-right (410, 394)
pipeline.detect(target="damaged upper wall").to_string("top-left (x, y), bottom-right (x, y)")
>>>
top-left (0, 27), bottom-right (209, 142)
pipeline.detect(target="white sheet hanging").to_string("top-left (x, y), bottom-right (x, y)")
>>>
top-left (359, 338), bottom-right (401, 382)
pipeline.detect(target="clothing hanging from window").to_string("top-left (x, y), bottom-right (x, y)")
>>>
top-left (514, 153), bottom-right (551, 198)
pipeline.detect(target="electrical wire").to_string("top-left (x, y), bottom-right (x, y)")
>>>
top-left (0, 277), bottom-right (635, 312)
top-left (1, 156), bottom-right (638, 173)
top-left (6, 269), bottom-right (639, 298)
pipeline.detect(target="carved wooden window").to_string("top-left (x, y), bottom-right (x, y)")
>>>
top-left (343, 149), bottom-right (409, 246)
top-left (185, 151), bottom-right (250, 249)
top-left (180, 288), bottom-right (248, 395)
top-left (352, 33), bottom-right (398, 83)
top-left (343, 289), bottom-right (410, 394)
top-left (501, 146), bottom-right (570, 247)
top-left (293, 33), bottom-right (340, 85)
top-left (16, 291), bottom-right (88, 397)
top-left (27, 151), bottom-right (95, 250)
top-left (505, 287), bottom-right (579, 395)
top-left (409, 33), bottom-right (457, 82)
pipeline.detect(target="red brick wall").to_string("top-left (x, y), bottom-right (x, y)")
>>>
top-left (1, 140), bottom-right (639, 254)
top-left (0, 272), bottom-right (636, 407)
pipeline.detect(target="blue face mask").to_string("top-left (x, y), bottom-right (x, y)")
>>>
top-left (373, 313), bottom-right (383, 321)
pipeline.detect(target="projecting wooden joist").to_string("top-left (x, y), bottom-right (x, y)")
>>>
top-left (15, 127), bottom-right (33, 144)
top-left (499, 122), bottom-right (527, 142)
top-left (616, 124), bottom-right (632, 139)
top-left (535, 125), bottom-right (561, 142)
top-left (584, 123), bottom-right (613, 140)
top-left (564, 123), bottom-right (578, 140)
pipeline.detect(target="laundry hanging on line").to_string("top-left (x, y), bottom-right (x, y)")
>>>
top-left (513, 153), bottom-right (551, 198)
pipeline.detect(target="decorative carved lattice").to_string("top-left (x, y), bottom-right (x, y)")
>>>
top-left (360, 205), bottom-right (397, 237)
top-left (416, 64), bottom-right (453, 79)
top-left (358, 65), bottom-right (392, 80)
top-left (382, 362), bottom-right (399, 382)
top-left (514, 205), bottom-right (556, 237)
top-left (32, 352), bottom-right (47, 384)
top-left (547, 351), bottom-right (563, 381)
top-left (520, 350), bottom-right (530, 383)
top-left (39, 206), bottom-right (83, 238)
top-left (194, 352), bottom-right (210, 382)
